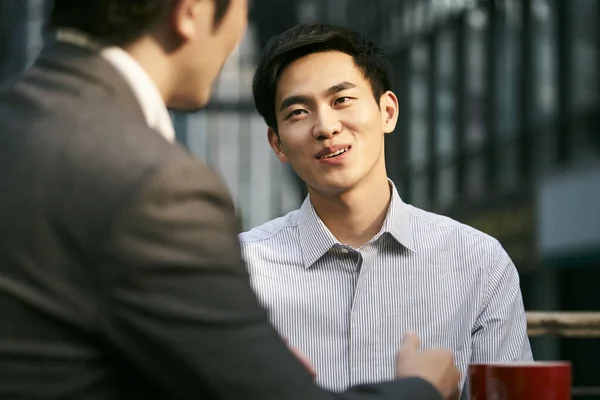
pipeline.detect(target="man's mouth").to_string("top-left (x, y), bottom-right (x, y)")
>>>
top-left (318, 146), bottom-right (351, 159)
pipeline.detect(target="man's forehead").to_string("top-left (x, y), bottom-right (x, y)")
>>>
top-left (276, 53), bottom-right (366, 97)
top-left (281, 52), bottom-right (359, 80)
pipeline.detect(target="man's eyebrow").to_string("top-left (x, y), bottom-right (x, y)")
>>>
top-left (279, 95), bottom-right (310, 112)
top-left (278, 82), bottom-right (357, 112)
top-left (324, 81), bottom-right (356, 96)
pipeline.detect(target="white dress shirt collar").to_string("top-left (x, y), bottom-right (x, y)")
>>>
top-left (56, 29), bottom-right (175, 143)
top-left (297, 179), bottom-right (415, 268)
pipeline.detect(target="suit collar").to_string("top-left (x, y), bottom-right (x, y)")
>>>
top-left (100, 46), bottom-right (175, 142)
top-left (36, 39), bottom-right (146, 126)
top-left (298, 179), bottom-right (415, 269)
top-left (297, 197), bottom-right (340, 269)
top-left (36, 33), bottom-right (174, 142)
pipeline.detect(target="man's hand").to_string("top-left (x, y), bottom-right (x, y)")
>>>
top-left (395, 332), bottom-right (461, 400)
top-left (283, 339), bottom-right (317, 379)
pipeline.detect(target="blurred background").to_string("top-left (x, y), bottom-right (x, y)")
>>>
top-left (1, 0), bottom-right (599, 395)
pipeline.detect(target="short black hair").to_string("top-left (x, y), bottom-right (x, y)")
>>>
top-left (252, 23), bottom-right (393, 132)
top-left (46, 0), bottom-right (231, 46)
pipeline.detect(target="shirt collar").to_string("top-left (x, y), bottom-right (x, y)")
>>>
top-left (56, 29), bottom-right (175, 143)
top-left (298, 179), bottom-right (415, 269)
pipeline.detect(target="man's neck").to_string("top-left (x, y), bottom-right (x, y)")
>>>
top-left (309, 170), bottom-right (392, 249)
top-left (56, 29), bottom-right (173, 103)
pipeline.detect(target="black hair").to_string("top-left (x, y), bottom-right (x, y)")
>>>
top-left (47, 0), bottom-right (231, 46)
top-left (252, 23), bottom-right (393, 132)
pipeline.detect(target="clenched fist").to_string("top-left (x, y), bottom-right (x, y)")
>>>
top-left (395, 332), bottom-right (461, 400)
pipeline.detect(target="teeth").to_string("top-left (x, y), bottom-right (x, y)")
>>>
top-left (322, 148), bottom-right (348, 158)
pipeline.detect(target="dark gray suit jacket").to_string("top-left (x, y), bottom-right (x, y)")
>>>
top-left (0, 40), bottom-right (442, 400)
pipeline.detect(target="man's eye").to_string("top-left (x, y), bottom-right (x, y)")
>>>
top-left (286, 109), bottom-right (306, 119)
top-left (335, 97), bottom-right (352, 105)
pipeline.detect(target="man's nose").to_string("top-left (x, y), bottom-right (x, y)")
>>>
top-left (312, 109), bottom-right (342, 140)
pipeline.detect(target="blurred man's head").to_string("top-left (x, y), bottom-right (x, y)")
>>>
top-left (48, 0), bottom-right (248, 110)
top-left (252, 23), bottom-right (398, 197)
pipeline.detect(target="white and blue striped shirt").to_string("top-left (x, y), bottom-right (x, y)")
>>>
top-left (239, 182), bottom-right (532, 392)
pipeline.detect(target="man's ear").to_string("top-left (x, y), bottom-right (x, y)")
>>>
top-left (380, 90), bottom-right (399, 134)
top-left (267, 127), bottom-right (289, 164)
top-left (170, 0), bottom-right (206, 41)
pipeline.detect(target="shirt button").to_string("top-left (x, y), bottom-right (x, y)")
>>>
top-left (340, 248), bottom-right (349, 254)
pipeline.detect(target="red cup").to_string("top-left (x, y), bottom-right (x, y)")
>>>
top-left (469, 361), bottom-right (571, 400)
top-left (468, 363), bottom-right (491, 400)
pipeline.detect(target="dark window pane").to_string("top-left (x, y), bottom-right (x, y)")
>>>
top-left (410, 171), bottom-right (429, 208)
top-left (464, 6), bottom-right (488, 199)
top-left (495, 0), bottom-right (522, 192)
top-left (466, 155), bottom-right (485, 199)
top-left (497, 142), bottom-right (519, 190)
top-left (570, 0), bottom-right (598, 111)
top-left (464, 6), bottom-right (488, 150)
top-left (495, 0), bottom-right (522, 136)
top-left (570, 0), bottom-right (599, 165)
top-left (535, 127), bottom-right (558, 174)
top-left (434, 28), bottom-right (458, 208)
top-left (409, 42), bottom-right (430, 167)
top-left (531, 0), bottom-right (558, 123)
top-left (437, 163), bottom-right (458, 208)
top-left (435, 28), bottom-right (457, 157)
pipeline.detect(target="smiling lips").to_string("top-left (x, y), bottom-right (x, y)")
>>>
top-left (316, 145), bottom-right (352, 159)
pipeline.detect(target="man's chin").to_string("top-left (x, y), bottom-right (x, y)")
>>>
top-left (167, 89), bottom-right (212, 113)
top-left (308, 178), bottom-right (359, 196)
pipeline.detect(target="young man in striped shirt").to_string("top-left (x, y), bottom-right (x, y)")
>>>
top-left (240, 23), bottom-right (533, 395)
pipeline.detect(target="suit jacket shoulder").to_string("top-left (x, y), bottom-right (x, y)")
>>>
top-left (0, 40), bottom-right (217, 251)
top-left (0, 42), bottom-right (444, 400)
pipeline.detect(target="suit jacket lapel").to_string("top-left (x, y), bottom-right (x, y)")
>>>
top-left (35, 39), bottom-right (147, 127)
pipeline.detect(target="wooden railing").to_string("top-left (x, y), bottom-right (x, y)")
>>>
top-left (527, 311), bottom-right (600, 337)
top-left (526, 311), bottom-right (600, 397)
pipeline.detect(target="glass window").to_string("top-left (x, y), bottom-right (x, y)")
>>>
top-left (465, 155), bottom-right (486, 198)
top-left (498, 142), bottom-right (519, 190)
top-left (388, 3), bottom-right (404, 48)
top-left (1, 2), bottom-right (27, 80)
top-left (326, 0), bottom-right (348, 26)
top-left (496, 0), bottom-right (522, 136)
top-left (186, 112), bottom-right (209, 160)
top-left (531, 0), bottom-right (558, 123)
top-left (464, 6), bottom-right (488, 150)
top-left (530, 0), bottom-right (558, 173)
top-left (570, 0), bottom-right (598, 165)
top-left (536, 126), bottom-right (559, 172)
top-left (408, 42), bottom-right (430, 167)
top-left (570, 0), bottom-right (598, 111)
top-left (495, 0), bottom-right (522, 190)
top-left (0, 10), bottom-right (9, 81)
top-left (434, 28), bottom-right (457, 207)
top-left (408, 42), bottom-right (430, 207)
top-left (410, 173), bottom-right (429, 208)
top-left (248, 116), bottom-right (276, 227)
top-left (464, 6), bottom-right (489, 198)
top-left (25, 0), bottom-right (44, 65)
top-left (215, 112), bottom-right (242, 201)
top-left (435, 28), bottom-right (457, 157)
top-left (170, 111), bottom-right (188, 145)
top-left (437, 166), bottom-right (457, 208)
top-left (213, 46), bottom-right (245, 103)
top-left (296, 0), bottom-right (319, 22)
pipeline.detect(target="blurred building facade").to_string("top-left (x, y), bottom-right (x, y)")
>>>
top-left (0, 0), bottom-right (306, 231)
top-left (2, 0), bottom-right (599, 393)
top-left (333, 0), bottom-right (600, 392)
top-left (0, 0), bottom-right (47, 82)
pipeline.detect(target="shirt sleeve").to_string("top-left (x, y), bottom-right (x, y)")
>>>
top-left (96, 159), bottom-right (444, 400)
top-left (471, 241), bottom-right (533, 363)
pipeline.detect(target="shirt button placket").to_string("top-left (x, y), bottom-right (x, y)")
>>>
top-left (348, 249), bottom-right (364, 386)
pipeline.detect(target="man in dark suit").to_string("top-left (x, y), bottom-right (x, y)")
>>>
top-left (0, 0), bottom-right (460, 399)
